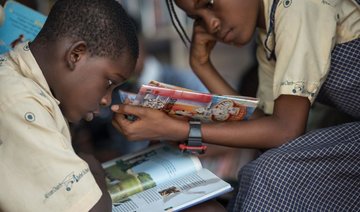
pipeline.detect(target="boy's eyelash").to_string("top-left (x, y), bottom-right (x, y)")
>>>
top-left (107, 80), bottom-right (114, 88)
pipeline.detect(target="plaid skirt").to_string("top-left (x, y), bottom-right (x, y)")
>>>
top-left (231, 121), bottom-right (360, 211)
top-left (231, 3), bottom-right (360, 211)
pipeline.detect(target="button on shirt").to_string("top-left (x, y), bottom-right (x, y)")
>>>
top-left (257, 0), bottom-right (360, 114)
top-left (0, 43), bottom-right (102, 211)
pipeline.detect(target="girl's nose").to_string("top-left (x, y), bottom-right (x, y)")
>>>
top-left (206, 16), bottom-right (221, 34)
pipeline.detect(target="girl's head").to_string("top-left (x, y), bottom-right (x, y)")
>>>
top-left (167, 0), bottom-right (263, 47)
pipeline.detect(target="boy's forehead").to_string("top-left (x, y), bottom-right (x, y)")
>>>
top-left (112, 55), bottom-right (136, 78)
top-left (113, 71), bottom-right (129, 81)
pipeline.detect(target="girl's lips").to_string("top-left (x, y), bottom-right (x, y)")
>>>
top-left (223, 29), bottom-right (233, 43)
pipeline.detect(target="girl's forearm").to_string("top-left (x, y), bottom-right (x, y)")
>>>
top-left (168, 96), bottom-right (309, 149)
top-left (202, 95), bottom-right (310, 149)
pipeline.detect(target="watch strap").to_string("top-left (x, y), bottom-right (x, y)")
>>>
top-left (179, 121), bottom-right (207, 154)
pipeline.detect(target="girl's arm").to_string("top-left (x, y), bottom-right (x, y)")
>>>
top-left (202, 95), bottom-right (310, 148)
top-left (111, 94), bottom-right (310, 149)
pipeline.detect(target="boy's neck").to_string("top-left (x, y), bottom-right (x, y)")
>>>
top-left (29, 40), bottom-right (58, 97)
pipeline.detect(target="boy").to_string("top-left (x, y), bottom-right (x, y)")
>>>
top-left (0, 0), bottom-right (138, 211)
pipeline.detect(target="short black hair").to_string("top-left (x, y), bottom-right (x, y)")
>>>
top-left (35, 0), bottom-right (138, 60)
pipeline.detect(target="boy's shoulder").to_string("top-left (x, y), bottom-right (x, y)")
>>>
top-left (0, 54), bottom-right (26, 96)
top-left (0, 56), bottom-right (52, 112)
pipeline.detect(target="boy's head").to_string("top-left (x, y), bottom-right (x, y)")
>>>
top-left (30, 0), bottom-right (139, 123)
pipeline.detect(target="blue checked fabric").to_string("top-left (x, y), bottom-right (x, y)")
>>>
top-left (230, 1), bottom-right (360, 211)
top-left (317, 38), bottom-right (360, 119)
top-left (232, 122), bottom-right (360, 211)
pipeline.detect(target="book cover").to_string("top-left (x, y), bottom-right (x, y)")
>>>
top-left (119, 81), bottom-right (259, 122)
top-left (103, 144), bottom-right (232, 212)
top-left (0, 1), bottom-right (47, 54)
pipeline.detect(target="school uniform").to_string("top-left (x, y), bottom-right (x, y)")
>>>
top-left (0, 43), bottom-right (102, 211)
top-left (231, 0), bottom-right (360, 210)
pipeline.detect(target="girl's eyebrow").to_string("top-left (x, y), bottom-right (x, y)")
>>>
top-left (186, 0), bottom-right (202, 19)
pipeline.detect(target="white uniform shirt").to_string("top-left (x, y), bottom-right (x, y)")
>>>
top-left (0, 43), bottom-right (102, 211)
top-left (257, 0), bottom-right (360, 114)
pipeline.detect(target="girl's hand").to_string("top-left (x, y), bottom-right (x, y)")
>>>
top-left (188, 20), bottom-right (237, 95)
top-left (111, 104), bottom-right (189, 142)
top-left (190, 20), bottom-right (217, 70)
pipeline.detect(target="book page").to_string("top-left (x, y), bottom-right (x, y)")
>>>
top-left (102, 144), bottom-right (202, 203)
top-left (0, 1), bottom-right (46, 54)
top-left (111, 169), bottom-right (233, 212)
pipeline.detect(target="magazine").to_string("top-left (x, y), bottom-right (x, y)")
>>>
top-left (0, 1), bottom-right (46, 54)
top-left (103, 143), bottom-right (233, 212)
top-left (119, 81), bottom-right (259, 122)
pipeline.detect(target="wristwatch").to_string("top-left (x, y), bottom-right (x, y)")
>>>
top-left (179, 121), bottom-right (207, 154)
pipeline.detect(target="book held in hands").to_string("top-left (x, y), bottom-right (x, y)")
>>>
top-left (119, 80), bottom-right (259, 122)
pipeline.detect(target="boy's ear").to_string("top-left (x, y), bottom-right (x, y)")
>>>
top-left (66, 41), bottom-right (87, 70)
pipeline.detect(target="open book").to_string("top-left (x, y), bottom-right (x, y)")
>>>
top-left (0, 0), bottom-right (46, 54)
top-left (102, 144), bottom-right (233, 212)
top-left (119, 80), bottom-right (259, 122)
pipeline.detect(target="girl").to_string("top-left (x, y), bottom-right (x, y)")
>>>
top-left (112, 0), bottom-right (360, 210)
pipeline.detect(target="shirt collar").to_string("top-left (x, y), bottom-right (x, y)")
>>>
top-left (9, 42), bottom-right (60, 104)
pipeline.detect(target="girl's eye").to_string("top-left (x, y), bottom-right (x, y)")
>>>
top-left (207, 0), bottom-right (214, 8)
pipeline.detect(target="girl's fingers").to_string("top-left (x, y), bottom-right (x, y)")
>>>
top-left (111, 104), bottom-right (143, 115)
